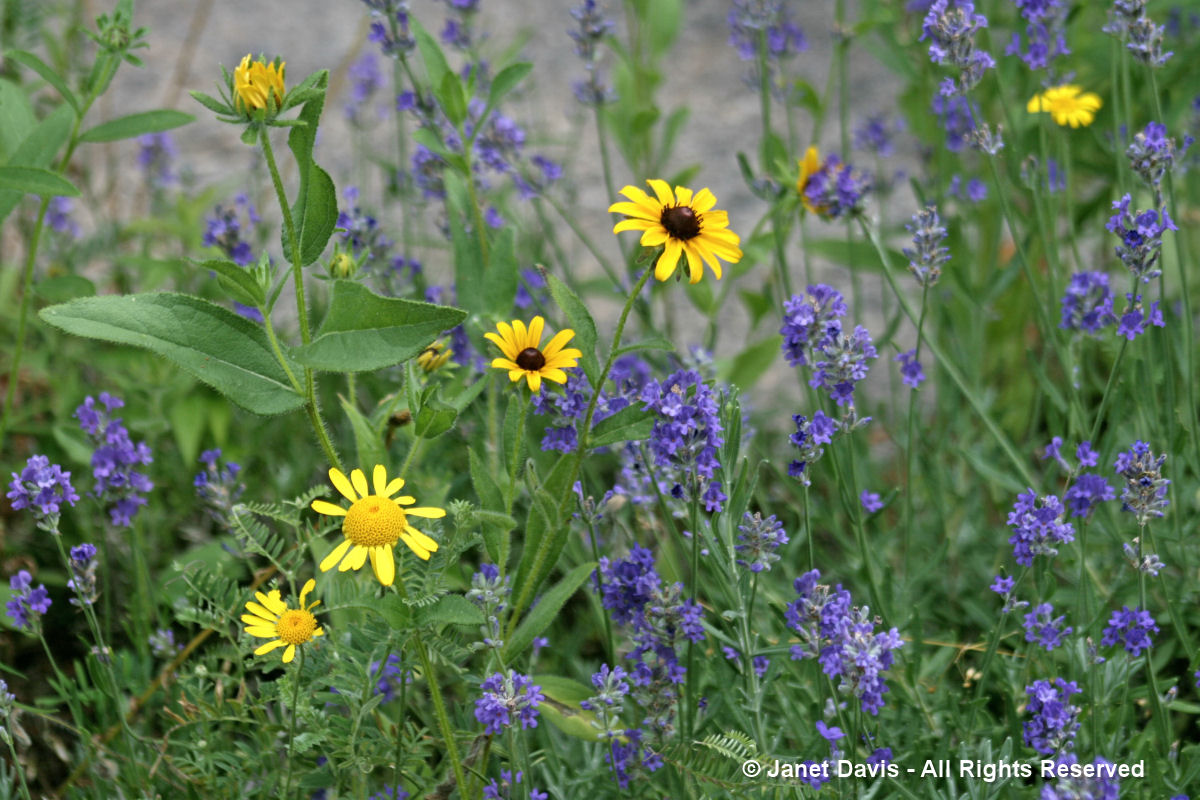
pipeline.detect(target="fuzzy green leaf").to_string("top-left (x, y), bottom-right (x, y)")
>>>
top-left (545, 273), bottom-right (599, 383)
top-left (588, 403), bottom-right (655, 449)
top-left (0, 166), bottom-right (79, 197)
top-left (78, 109), bottom-right (194, 143)
top-left (504, 562), bottom-right (595, 661)
top-left (6, 51), bottom-right (80, 112)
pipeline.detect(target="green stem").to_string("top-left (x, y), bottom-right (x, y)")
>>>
top-left (0, 198), bottom-right (49, 447)
top-left (507, 267), bottom-right (654, 626)
top-left (1088, 338), bottom-right (1129, 444)
top-left (396, 582), bottom-right (467, 793)
top-left (861, 219), bottom-right (1036, 487)
top-left (2, 728), bottom-right (33, 800)
top-left (259, 127), bottom-right (343, 471)
top-left (902, 286), bottom-right (930, 581)
top-left (283, 647), bottom-right (305, 798)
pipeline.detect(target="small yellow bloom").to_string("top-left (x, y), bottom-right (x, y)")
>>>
top-left (1027, 85), bottom-right (1102, 128)
top-left (484, 316), bottom-right (581, 393)
top-left (241, 579), bottom-right (323, 664)
top-left (417, 340), bottom-right (454, 373)
top-left (608, 180), bottom-right (743, 284)
top-left (234, 54), bottom-right (286, 115)
top-left (796, 145), bottom-right (821, 213)
top-left (313, 465), bottom-right (445, 585)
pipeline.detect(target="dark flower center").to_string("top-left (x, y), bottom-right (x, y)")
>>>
top-left (660, 205), bottom-right (701, 240)
top-left (516, 347), bottom-right (546, 371)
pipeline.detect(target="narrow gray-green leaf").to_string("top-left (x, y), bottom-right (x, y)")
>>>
top-left (504, 562), bottom-right (596, 661)
top-left (589, 404), bottom-right (655, 449)
top-left (487, 62), bottom-right (532, 108)
top-left (292, 280), bottom-right (467, 372)
top-left (39, 293), bottom-right (304, 415)
top-left (6, 51), bottom-right (79, 112)
top-left (78, 110), bottom-right (194, 143)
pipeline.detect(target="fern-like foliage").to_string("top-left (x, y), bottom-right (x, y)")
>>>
top-left (174, 564), bottom-right (243, 629)
top-left (658, 729), bottom-right (760, 790)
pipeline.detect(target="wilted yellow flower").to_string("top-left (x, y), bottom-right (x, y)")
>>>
top-left (1027, 85), bottom-right (1101, 128)
top-left (234, 54), bottom-right (285, 115)
top-left (796, 145), bottom-right (821, 214)
top-left (417, 340), bottom-right (454, 373)
top-left (313, 465), bottom-right (445, 585)
top-left (242, 579), bottom-right (323, 663)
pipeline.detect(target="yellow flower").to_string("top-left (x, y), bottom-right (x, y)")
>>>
top-left (795, 145), bottom-right (822, 213)
top-left (241, 579), bottom-right (323, 664)
top-left (234, 54), bottom-right (286, 114)
top-left (484, 316), bottom-right (581, 393)
top-left (417, 340), bottom-right (454, 373)
top-left (313, 465), bottom-right (445, 585)
top-left (1027, 85), bottom-right (1102, 128)
top-left (608, 179), bottom-right (743, 284)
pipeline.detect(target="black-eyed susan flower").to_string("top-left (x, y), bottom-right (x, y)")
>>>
top-left (234, 54), bottom-right (286, 115)
top-left (608, 180), bottom-right (743, 284)
top-left (313, 465), bottom-right (444, 585)
top-left (484, 316), bottom-right (580, 393)
top-left (242, 579), bottom-right (323, 663)
top-left (796, 145), bottom-right (821, 214)
top-left (1027, 85), bottom-right (1101, 128)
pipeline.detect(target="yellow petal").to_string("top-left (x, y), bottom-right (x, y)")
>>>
top-left (405, 506), bottom-right (446, 518)
top-left (372, 465), bottom-right (389, 496)
top-left (311, 499), bottom-right (347, 517)
top-left (373, 545), bottom-right (395, 586)
top-left (493, 357), bottom-right (521, 371)
top-left (299, 578), bottom-right (316, 607)
top-left (540, 329), bottom-right (576, 359)
top-left (349, 468), bottom-right (369, 499)
top-left (244, 602), bottom-right (278, 622)
top-left (647, 178), bottom-right (674, 207)
top-left (395, 495), bottom-right (417, 505)
top-left (485, 330), bottom-right (518, 360)
top-left (404, 526), bottom-right (439, 553)
top-left (528, 316), bottom-right (545, 348)
top-left (244, 625), bottom-right (278, 639)
top-left (347, 544), bottom-right (369, 571)
top-left (684, 245), bottom-right (703, 284)
top-left (656, 240), bottom-right (682, 281)
top-left (640, 226), bottom-right (670, 247)
top-left (610, 203), bottom-right (658, 222)
top-left (383, 477), bottom-right (406, 497)
top-left (526, 371), bottom-right (542, 392)
top-left (400, 532), bottom-right (431, 560)
top-left (254, 639), bottom-right (287, 656)
top-left (320, 538), bottom-right (354, 572)
top-left (508, 369), bottom-right (525, 383)
top-left (329, 468), bottom-right (357, 502)
top-left (692, 188), bottom-right (717, 213)
top-left (674, 185), bottom-right (694, 206)
top-left (542, 368), bottom-right (569, 384)
top-left (282, 644), bottom-right (296, 663)
top-left (254, 590), bottom-right (286, 615)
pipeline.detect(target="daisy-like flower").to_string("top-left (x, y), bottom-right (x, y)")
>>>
top-left (795, 145), bottom-right (821, 214)
top-left (234, 54), bottom-right (286, 114)
top-left (1027, 85), bottom-right (1102, 128)
top-left (242, 579), bottom-right (323, 664)
top-left (485, 316), bottom-right (581, 393)
top-left (608, 179), bottom-right (743, 283)
top-left (313, 465), bottom-right (445, 585)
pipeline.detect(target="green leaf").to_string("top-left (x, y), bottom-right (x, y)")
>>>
top-left (719, 335), bottom-right (783, 391)
top-left (588, 404), bottom-right (655, 449)
top-left (0, 79), bottom-right (37, 161)
top-left (487, 62), bottom-right (532, 108)
top-left (189, 90), bottom-right (231, 116)
top-left (197, 258), bottom-right (265, 308)
top-left (469, 447), bottom-right (508, 563)
top-left (0, 166), bottom-right (78, 197)
top-left (803, 237), bottom-right (899, 273)
top-left (545, 274), bottom-right (599, 383)
top-left (504, 562), bottom-right (595, 661)
top-left (292, 281), bottom-right (467, 372)
top-left (437, 72), bottom-right (467, 127)
top-left (614, 335), bottom-right (674, 357)
top-left (412, 19), bottom-right (451, 95)
top-left (284, 71), bottom-right (337, 266)
top-left (34, 274), bottom-right (94, 303)
top-left (511, 454), bottom-right (575, 614)
top-left (502, 392), bottom-right (525, 479)
top-left (414, 398), bottom-right (457, 439)
top-left (415, 594), bottom-right (484, 628)
top-left (533, 675), bottom-right (601, 741)
top-left (39, 293), bottom-right (305, 415)
top-left (78, 109), bottom-right (194, 143)
top-left (379, 594), bottom-right (412, 629)
top-left (0, 103), bottom-right (73, 223)
top-left (6, 51), bottom-right (79, 113)
top-left (340, 395), bottom-right (385, 472)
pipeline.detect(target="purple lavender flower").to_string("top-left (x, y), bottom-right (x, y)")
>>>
top-left (337, 186), bottom-right (394, 267)
top-left (482, 770), bottom-right (546, 800)
top-left (475, 670), bottom-right (545, 735)
top-left (365, 2), bottom-right (415, 58)
top-left (46, 197), bottom-right (82, 238)
top-left (5, 571), bottom-right (51, 632)
top-left (735, 512), bottom-right (789, 572)
top-left (920, 0), bottom-right (995, 96)
top-left (1106, 1), bottom-right (1173, 67)
top-left (514, 267), bottom-right (549, 310)
top-left (1023, 603), bottom-right (1072, 651)
top-left (1064, 474), bottom-right (1115, 518)
top-left (932, 94), bottom-right (975, 151)
top-left (7, 455), bottom-right (79, 524)
top-left (640, 370), bottom-right (726, 512)
top-left (1122, 540), bottom-right (1165, 575)
top-left (810, 325), bottom-right (878, 407)
top-left (1006, 0), bottom-right (1069, 73)
top-left (895, 349), bottom-right (925, 388)
top-left (369, 653), bottom-right (413, 702)
top-left (854, 114), bottom-right (904, 157)
top-left (787, 410), bottom-right (837, 486)
top-left (149, 628), bottom-right (183, 658)
top-left (570, 1), bottom-right (616, 106)
top-left (1126, 121), bottom-right (1188, 192)
top-left (860, 491), bottom-right (883, 513)
top-left (802, 155), bottom-right (871, 219)
top-left (66, 543), bottom-right (99, 607)
top-left (410, 145), bottom-right (448, 199)
top-left (74, 394), bottom-right (154, 527)
top-left (785, 569), bottom-right (903, 715)
top-left (1113, 440), bottom-right (1169, 525)
top-left (136, 132), bottom-right (178, 188)
top-left (1060, 271), bottom-right (1117, 334)
top-left (202, 194), bottom-right (260, 266)
top-left (1023, 678), bottom-right (1081, 754)
top-left (727, 0), bottom-right (807, 97)
top-left (580, 663), bottom-right (630, 738)
top-left (1006, 489), bottom-right (1074, 566)
top-left (780, 285), bottom-right (848, 367)
top-left (903, 206), bottom-right (949, 287)
top-left (1101, 605), bottom-right (1158, 655)
top-left (467, 562), bottom-right (511, 649)
top-left (990, 574), bottom-right (1015, 595)
top-left (1107, 193), bottom-right (1176, 283)
top-left (1041, 755), bottom-right (1121, 800)
top-left (367, 786), bottom-right (410, 800)
top-left (194, 448), bottom-right (244, 521)
top-left (1115, 292), bottom-right (1164, 340)
top-left (345, 52), bottom-right (383, 122)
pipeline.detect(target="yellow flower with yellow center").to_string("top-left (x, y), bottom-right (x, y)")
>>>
top-left (484, 316), bottom-right (581, 393)
top-left (1027, 85), bottom-right (1102, 128)
top-left (608, 179), bottom-right (743, 284)
top-left (795, 145), bottom-right (821, 214)
top-left (234, 54), bottom-right (286, 115)
top-left (242, 579), bottom-right (323, 663)
top-left (312, 465), bottom-right (445, 585)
